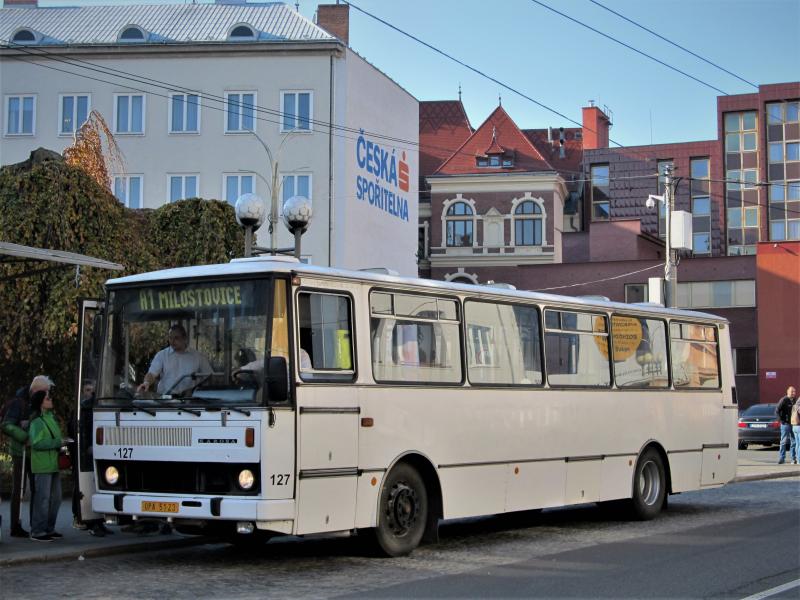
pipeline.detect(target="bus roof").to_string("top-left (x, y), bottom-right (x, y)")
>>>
top-left (106, 256), bottom-right (727, 323)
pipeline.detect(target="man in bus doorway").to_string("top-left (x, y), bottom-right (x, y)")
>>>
top-left (136, 324), bottom-right (212, 396)
top-left (775, 386), bottom-right (797, 464)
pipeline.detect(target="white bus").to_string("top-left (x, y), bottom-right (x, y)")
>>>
top-left (73, 256), bottom-right (737, 556)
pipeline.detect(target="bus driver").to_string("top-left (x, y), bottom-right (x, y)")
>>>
top-left (136, 324), bottom-right (212, 396)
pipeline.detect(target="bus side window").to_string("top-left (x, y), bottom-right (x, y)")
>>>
top-left (297, 291), bottom-right (354, 381)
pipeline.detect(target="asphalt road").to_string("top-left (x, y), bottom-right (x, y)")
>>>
top-left (1, 477), bottom-right (798, 599)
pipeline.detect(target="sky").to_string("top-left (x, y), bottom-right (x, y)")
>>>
top-left (36, 0), bottom-right (800, 147)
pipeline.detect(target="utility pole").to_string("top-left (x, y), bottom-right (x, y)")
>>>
top-left (663, 165), bottom-right (677, 308)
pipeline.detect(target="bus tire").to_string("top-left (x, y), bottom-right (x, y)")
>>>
top-left (630, 448), bottom-right (666, 520)
top-left (373, 463), bottom-right (428, 557)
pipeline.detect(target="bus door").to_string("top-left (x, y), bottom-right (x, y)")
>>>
top-left (74, 298), bottom-right (104, 522)
top-left (293, 286), bottom-right (360, 535)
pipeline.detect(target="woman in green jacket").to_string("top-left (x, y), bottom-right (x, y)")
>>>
top-left (28, 386), bottom-right (68, 542)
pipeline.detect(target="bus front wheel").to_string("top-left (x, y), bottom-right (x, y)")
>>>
top-left (373, 463), bottom-right (428, 557)
top-left (630, 448), bottom-right (666, 520)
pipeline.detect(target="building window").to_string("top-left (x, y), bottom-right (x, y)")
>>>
top-left (281, 91), bottom-right (312, 132)
top-left (514, 200), bottom-right (543, 246)
top-left (113, 175), bottom-right (143, 209)
top-left (590, 164), bottom-right (610, 220)
top-left (690, 157), bottom-right (711, 255)
top-left (119, 26), bottom-right (145, 42)
top-left (169, 93), bottom-right (200, 133)
top-left (676, 280), bottom-right (756, 309)
top-left (5, 95), bottom-right (35, 135)
top-left (445, 201), bottom-right (474, 247)
top-left (224, 173), bottom-right (254, 205)
top-left (229, 24), bottom-right (256, 40)
top-left (725, 111), bottom-right (761, 255)
top-left (734, 347), bottom-right (757, 376)
top-left (766, 100), bottom-right (800, 241)
top-left (225, 92), bottom-right (256, 133)
top-left (625, 283), bottom-right (648, 304)
top-left (281, 173), bottom-right (311, 206)
top-left (12, 29), bottom-right (36, 43)
top-left (657, 160), bottom-right (674, 238)
top-left (168, 174), bottom-right (198, 203)
top-left (59, 94), bottom-right (90, 135)
top-left (114, 94), bottom-right (144, 134)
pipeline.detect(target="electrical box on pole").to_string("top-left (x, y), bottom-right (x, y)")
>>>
top-left (648, 277), bottom-right (665, 305)
top-left (671, 210), bottom-right (693, 250)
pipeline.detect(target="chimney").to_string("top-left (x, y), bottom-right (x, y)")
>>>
top-left (316, 3), bottom-right (349, 45)
top-left (582, 105), bottom-right (611, 150)
top-left (3, 0), bottom-right (39, 6)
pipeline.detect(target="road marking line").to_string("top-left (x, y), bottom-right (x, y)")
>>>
top-left (740, 578), bottom-right (800, 600)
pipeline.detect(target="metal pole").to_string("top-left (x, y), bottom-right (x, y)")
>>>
top-left (270, 161), bottom-right (280, 255)
top-left (663, 166), bottom-right (677, 308)
top-left (244, 226), bottom-right (253, 258)
top-left (294, 230), bottom-right (302, 260)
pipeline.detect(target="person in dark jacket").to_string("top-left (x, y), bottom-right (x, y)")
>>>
top-left (775, 386), bottom-right (797, 465)
top-left (28, 380), bottom-right (69, 542)
top-left (1, 385), bottom-right (33, 537)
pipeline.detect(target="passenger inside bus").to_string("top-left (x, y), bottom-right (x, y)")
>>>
top-left (136, 324), bottom-right (213, 395)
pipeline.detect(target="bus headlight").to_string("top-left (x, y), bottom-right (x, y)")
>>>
top-left (238, 469), bottom-right (255, 490)
top-left (105, 465), bottom-right (120, 486)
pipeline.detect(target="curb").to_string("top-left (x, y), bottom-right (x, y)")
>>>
top-left (0, 535), bottom-right (209, 567)
top-left (733, 470), bottom-right (800, 483)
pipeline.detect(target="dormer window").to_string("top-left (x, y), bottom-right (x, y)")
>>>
top-left (229, 24), bottom-right (256, 40)
top-left (119, 26), bottom-right (146, 42)
top-left (12, 29), bottom-right (36, 44)
top-left (476, 153), bottom-right (514, 168)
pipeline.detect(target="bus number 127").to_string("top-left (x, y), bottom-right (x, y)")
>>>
top-left (270, 474), bottom-right (290, 485)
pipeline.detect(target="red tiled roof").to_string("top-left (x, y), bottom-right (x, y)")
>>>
top-left (419, 100), bottom-right (473, 178)
top-left (434, 106), bottom-right (554, 175)
top-left (483, 130), bottom-right (506, 155)
top-left (523, 127), bottom-right (584, 177)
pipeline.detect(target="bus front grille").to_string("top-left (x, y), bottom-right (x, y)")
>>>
top-left (104, 427), bottom-right (192, 447)
top-left (96, 460), bottom-right (260, 495)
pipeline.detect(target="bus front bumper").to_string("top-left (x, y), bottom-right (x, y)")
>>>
top-left (92, 493), bottom-right (295, 532)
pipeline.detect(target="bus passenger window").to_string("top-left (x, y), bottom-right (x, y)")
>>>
top-left (670, 322), bottom-right (720, 389)
top-left (611, 316), bottom-right (669, 388)
top-left (297, 292), bottom-right (354, 381)
top-left (544, 310), bottom-right (610, 388)
top-left (465, 301), bottom-right (542, 386)
top-left (370, 292), bottom-right (461, 384)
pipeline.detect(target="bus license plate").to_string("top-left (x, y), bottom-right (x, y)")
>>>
top-left (141, 501), bottom-right (179, 513)
top-left (750, 423), bottom-right (767, 428)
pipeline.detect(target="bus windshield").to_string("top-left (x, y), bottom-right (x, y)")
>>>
top-left (96, 277), bottom-right (286, 409)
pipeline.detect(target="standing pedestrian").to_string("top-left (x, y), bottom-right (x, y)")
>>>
top-left (791, 393), bottom-right (800, 463)
top-left (1, 385), bottom-right (33, 538)
top-left (775, 386), bottom-right (797, 465)
top-left (28, 379), bottom-right (69, 542)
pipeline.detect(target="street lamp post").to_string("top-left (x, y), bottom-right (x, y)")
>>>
top-left (282, 195), bottom-right (313, 259)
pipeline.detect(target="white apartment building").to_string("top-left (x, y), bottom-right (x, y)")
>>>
top-left (0, 1), bottom-right (419, 275)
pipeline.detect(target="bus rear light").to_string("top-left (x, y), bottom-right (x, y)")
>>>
top-left (96, 427), bottom-right (104, 445)
top-left (245, 427), bottom-right (254, 447)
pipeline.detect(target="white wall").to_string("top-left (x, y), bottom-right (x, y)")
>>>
top-left (334, 49), bottom-right (419, 276)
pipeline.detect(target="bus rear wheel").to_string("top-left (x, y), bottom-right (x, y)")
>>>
top-left (373, 463), bottom-right (428, 557)
top-left (630, 448), bottom-right (666, 520)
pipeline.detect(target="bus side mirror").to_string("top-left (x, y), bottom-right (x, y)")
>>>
top-left (266, 356), bottom-right (289, 402)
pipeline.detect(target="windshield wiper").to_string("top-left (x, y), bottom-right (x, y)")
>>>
top-left (130, 400), bottom-right (157, 417)
top-left (190, 396), bottom-right (252, 417)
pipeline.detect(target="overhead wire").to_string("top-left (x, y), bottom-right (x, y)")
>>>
top-left (587, 0), bottom-right (759, 90)
top-left (528, 0), bottom-right (729, 96)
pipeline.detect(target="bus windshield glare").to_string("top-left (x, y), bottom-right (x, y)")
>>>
top-left (96, 278), bottom-right (280, 409)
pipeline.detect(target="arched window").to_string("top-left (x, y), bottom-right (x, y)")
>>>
top-left (446, 202), bottom-right (474, 247)
top-left (229, 24), bottom-right (256, 40)
top-left (119, 26), bottom-right (145, 42)
top-left (12, 29), bottom-right (36, 43)
top-left (514, 200), bottom-right (543, 246)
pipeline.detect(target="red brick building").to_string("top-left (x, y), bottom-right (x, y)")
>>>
top-left (418, 83), bottom-right (800, 407)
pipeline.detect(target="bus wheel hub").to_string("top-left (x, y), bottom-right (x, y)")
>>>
top-left (387, 482), bottom-right (418, 535)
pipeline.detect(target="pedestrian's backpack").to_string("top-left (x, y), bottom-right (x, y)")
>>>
top-left (791, 402), bottom-right (800, 426)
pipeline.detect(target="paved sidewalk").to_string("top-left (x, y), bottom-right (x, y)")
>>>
top-left (1, 457), bottom-right (798, 566)
top-left (0, 499), bottom-right (205, 566)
